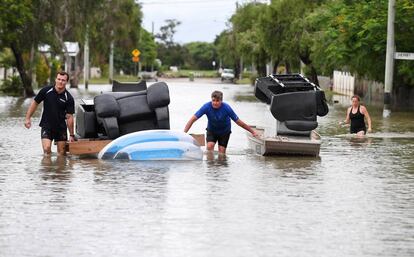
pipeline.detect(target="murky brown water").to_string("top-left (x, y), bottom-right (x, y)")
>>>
top-left (0, 79), bottom-right (413, 257)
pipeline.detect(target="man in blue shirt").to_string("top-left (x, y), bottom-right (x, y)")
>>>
top-left (184, 90), bottom-right (257, 154)
top-left (24, 71), bottom-right (75, 155)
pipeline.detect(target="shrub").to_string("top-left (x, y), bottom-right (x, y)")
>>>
top-left (36, 55), bottom-right (50, 87)
top-left (0, 76), bottom-right (24, 96)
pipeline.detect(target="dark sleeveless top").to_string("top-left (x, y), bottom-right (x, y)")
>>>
top-left (349, 105), bottom-right (366, 134)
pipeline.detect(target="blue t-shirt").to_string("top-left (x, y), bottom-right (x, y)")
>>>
top-left (195, 102), bottom-right (239, 135)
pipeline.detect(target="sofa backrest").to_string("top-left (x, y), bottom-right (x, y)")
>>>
top-left (112, 80), bottom-right (147, 92)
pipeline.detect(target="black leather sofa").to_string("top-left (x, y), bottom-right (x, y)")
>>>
top-left (76, 81), bottom-right (170, 139)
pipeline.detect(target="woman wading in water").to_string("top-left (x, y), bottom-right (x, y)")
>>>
top-left (343, 95), bottom-right (372, 137)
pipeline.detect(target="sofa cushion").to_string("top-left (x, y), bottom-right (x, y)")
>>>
top-left (117, 94), bottom-right (153, 123)
top-left (147, 82), bottom-right (170, 108)
top-left (285, 120), bottom-right (318, 131)
top-left (270, 91), bottom-right (317, 122)
top-left (94, 94), bottom-right (120, 118)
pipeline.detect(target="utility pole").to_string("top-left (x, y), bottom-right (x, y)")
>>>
top-left (152, 21), bottom-right (154, 35)
top-left (109, 30), bottom-right (114, 84)
top-left (151, 21), bottom-right (154, 72)
top-left (84, 25), bottom-right (89, 89)
top-left (239, 57), bottom-right (243, 81)
top-left (383, 0), bottom-right (395, 118)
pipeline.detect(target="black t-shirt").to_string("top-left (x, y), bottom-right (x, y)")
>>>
top-left (34, 85), bottom-right (75, 130)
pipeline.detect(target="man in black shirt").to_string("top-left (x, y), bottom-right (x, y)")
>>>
top-left (24, 71), bottom-right (75, 155)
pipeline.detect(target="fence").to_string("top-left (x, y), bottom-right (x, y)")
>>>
top-left (333, 70), bottom-right (355, 96)
top-left (333, 70), bottom-right (386, 106)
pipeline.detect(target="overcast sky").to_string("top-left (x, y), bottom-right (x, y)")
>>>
top-left (140, 0), bottom-right (267, 44)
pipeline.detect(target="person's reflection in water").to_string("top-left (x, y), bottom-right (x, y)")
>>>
top-left (348, 136), bottom-right (373, 147)
top-left (206, 151), bottom-right (228, 168)
top-left (40, 154), bottom-right (73, 182)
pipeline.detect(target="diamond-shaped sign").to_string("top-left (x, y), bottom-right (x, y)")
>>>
top-left (132, 49), bottom-right (141, 57)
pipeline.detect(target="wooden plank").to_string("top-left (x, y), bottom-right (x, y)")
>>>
top-left (67, 140), bottom-right (112, 155)
top-left (190, 133), bottom-right (205, 146)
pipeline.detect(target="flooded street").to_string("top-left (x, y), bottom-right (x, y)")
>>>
top-left (0, 79), bottom-right (413, 257)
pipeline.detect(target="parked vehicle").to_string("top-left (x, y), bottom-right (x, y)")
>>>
top-left (221, 68), bottom-right (235, 82)
top-left (138, 71), bottom-right (158, 81)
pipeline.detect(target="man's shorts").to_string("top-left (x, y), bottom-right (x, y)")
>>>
top-left (206, 130), bottom-right (231, 148)
top-left (41, 127), bottom-right (67, 142)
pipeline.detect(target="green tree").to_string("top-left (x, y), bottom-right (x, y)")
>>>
top-left (215, 31), bottom-right (236, 70)
top-left (155, 19), bottom-right (185, 68)
top-left (156, 19), bottom-right (181, 47)
top-left (230, 3), bottom-right (268, 76)
top-left (257, 0), bottom-right (325, 83)
top-left (138, 28), bottom-right (157, 71)
top-left (309, 0), bottom-right (414, 87)
top-left (0, 49), bottom-right (15, 80)
top-left (0, 0), bottom-right (36, 96)
top-left (184, 42), bottom-right (216, 70)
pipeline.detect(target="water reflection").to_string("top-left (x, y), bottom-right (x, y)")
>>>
top-left (260, 155), bottom-right (321, 171)
top-left (39, 155), bottom-right (73, 182)
top-left (0, 97), bottom-right (32, 118)
top-left (347, 136), bottom-right (374, 147)
top-left (205, 151), bottom-right (229, 168)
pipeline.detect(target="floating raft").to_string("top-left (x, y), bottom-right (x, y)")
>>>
top-left (98, 130), bottom-right (203, 161)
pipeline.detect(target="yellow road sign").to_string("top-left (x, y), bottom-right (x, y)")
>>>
top-left (132, 49), bottom-right (141, 57)
top-left (132, 56), bottom-right (140, 62)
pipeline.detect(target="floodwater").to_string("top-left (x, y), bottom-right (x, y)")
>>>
top-left (0, 79), bottom-right (413, 257)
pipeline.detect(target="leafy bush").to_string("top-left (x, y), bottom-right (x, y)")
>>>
top-left (36, 55), bottom-right (50, 87)
top-left (0, 76), bottom-right (24, 96)
top-left (249, 73), bottom-right (259, 85)
top-left (49, 59), bottom-right (60, 83)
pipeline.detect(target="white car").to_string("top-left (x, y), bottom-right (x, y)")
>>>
top-left (221, 68), bottom-right (235, 82)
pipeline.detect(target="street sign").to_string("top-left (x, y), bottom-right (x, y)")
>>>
top-left (394, 52), bottom-right (414, 60)
top-left (132, 56), bottom-right (140, 62)
top-left (132, 49), bottom-right (141, 57)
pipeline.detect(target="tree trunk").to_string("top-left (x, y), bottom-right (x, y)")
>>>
top-left (70, 66), bottom-right (81, 88)
top-left (273, 60), bottom-right (279, 74)
top-left (285, 61), bottom-right (291, 74)
top-left (29, 44), bottom-right (35, 87)
top-left (257, 51), bottom-right (267, 77)
top-left (234, 58), bottom-right (241, 80)
top-left (299, 54), bottom-right (319, 86)
top-left (309, 65), bottom-right (319, 86)
top-left (10, 43), bottom-right (35, 97)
